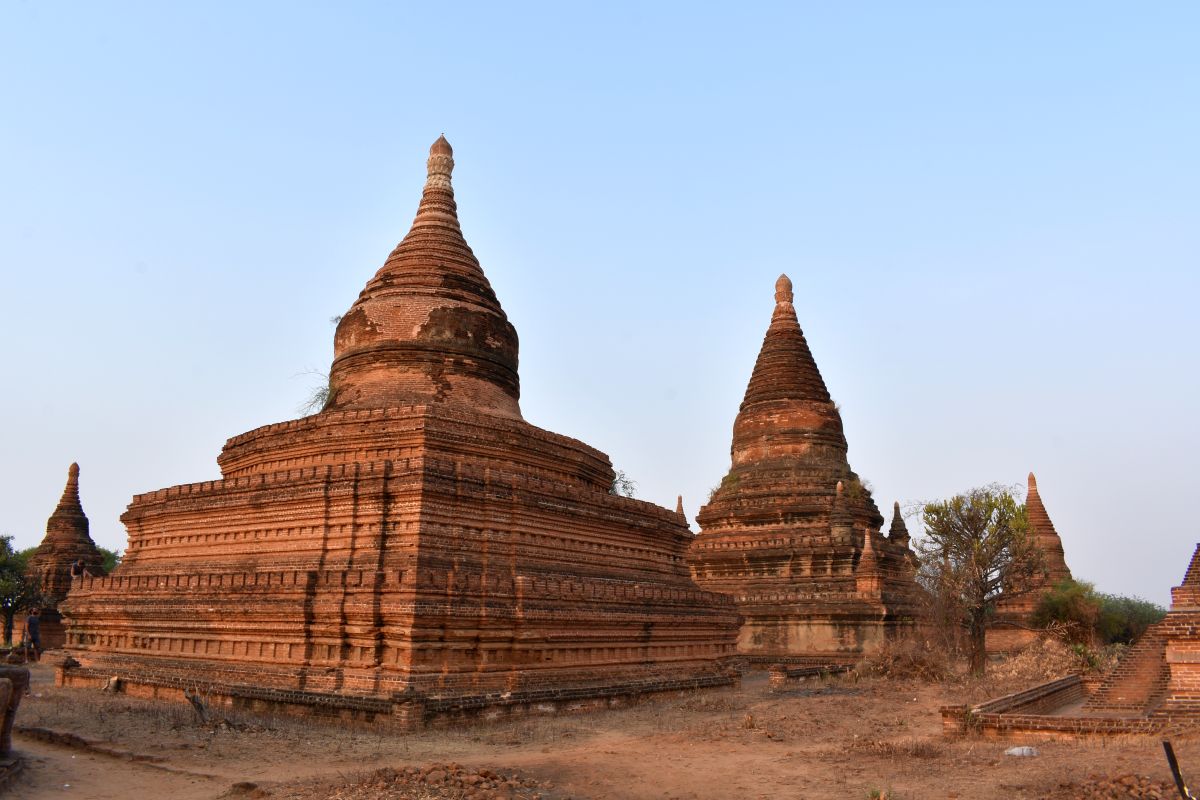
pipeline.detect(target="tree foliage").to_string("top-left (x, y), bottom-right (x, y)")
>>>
top-left (916, 484), bottom-right (1041, 675)
top-left (0, 535), bottom-right (45, 645)
top-left (98, 547), bottom-right (122, 573)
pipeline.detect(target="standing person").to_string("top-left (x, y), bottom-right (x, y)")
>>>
top-left (24, 609), bottom-right (41, 661)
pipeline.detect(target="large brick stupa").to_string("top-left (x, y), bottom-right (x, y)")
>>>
top-left (25, 463), bottom-right (106, 649)
top-left (60, 137), bottom-right (741, 726)
top-left (987, 471), bottom-right (1073, 652)
top-left (689, 276), bottom-right (921, 663)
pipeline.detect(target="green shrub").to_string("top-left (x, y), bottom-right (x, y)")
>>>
top-left (1033, 579), bottom-right (1166, 646)
top-left (1032, 579), bottom-right (1100, 643)
top-left (1096, 593), bottom-right (1166, 645)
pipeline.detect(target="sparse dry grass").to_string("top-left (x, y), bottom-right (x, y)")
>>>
top-left (14, 662), bottom-right (1196, 800)
top-left (847, 736), bottom-right (945, 760)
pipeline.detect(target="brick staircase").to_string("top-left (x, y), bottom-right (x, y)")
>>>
top-left (1083, 622), bottom-right (1169, 715)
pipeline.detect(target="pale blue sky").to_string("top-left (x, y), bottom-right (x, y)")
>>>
top-left (2, 3), bottom-right (1197, 604)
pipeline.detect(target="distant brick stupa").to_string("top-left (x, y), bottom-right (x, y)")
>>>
top-left (987, 472), bottom-right (1073, 652)
top-left (60, 137), bottom-right (741, 726)
top-left (25, 463), bottom-right (106, 649)
top-left (689, 276), bottom-right (921, 662)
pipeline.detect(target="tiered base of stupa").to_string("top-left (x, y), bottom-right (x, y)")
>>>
top-left (690, 526), bottom-right (920, 664)
top-left (60, 405), bottom-right (741, 728)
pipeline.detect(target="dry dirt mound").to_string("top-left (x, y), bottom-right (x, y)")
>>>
top-left (273, 763), bottom-right (566, 800)
top-left (1048, 773), bottom-right (1175, 799)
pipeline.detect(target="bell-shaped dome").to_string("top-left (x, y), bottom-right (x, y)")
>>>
top-left (328, 137), bottom-right (521, 418)
top-left (731, 273), bottom-right (845, 467)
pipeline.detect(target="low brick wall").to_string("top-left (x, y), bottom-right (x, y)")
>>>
top-left (767, 664), bottom-right (853, 691)
top-left (58, 662), bottom-right (740, 731)
top-left (940, 674), bottom-right (1172, 740)
top-left (745, 654), bottom-right (859, 670)
top-left (974, 675), bottom-right (1085, 715)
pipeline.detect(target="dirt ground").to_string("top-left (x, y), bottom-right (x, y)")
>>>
top-left (6, 662), bottom-right (1195, 800)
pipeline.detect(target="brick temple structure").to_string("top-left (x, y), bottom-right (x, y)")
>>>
top-left (25, 463), bottom-right (106, 650)
top-left (945, 543), bottom-right (1200, 738)
top-left (986, 472), bottom-right (1073, 652)
top-left (689, 276), bottom-right (921, 663)
top-left (59, 137), bottom-right (741, 727)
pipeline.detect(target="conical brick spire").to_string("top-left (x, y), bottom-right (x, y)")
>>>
top-left (989, 472), bottom-right (1074, 651)
top-left (856, 526), bottom-right (884, 596)
top-left (732, 275), bottom-right (844, 468)
top-left (1026, 472), bottom-right (1071, 581)
top-left (693, 274), bottom-right (918, 662)
top-left (676, 495), bottom-right (685, 518)
top-left (329, 136), bottom-right (521, 417)
top-left (28, 463), bottom-right (105, 605)
top-left (42, 463), bottom-right (88, 546)
top-left (859, 526), bottom-right (880, 571)
top-left (740, 275), bottom-right (833, 407)
top-left (887, 501), bottom-right (910, 546)
top-left (699, 275), bottom-right (885, 535)
top-left (830, 480), bottom-right (854, 536)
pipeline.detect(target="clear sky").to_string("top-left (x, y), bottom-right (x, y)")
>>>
top-left (1, 3), bottom-right (1197, 605)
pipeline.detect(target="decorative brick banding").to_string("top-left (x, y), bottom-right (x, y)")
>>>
top-left (59, 137), bottom-right (742, 727)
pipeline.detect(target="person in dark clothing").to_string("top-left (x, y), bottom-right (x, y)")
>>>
top-left (24, 609), bottom-right (41, 661)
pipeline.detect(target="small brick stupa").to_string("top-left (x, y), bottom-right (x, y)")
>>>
top-left (60, 137), bottom-right (741, 726)
top-left (689, 276), bottom-right (921, 663)
top-left (24, 463), bottom-right (106, 649)
top-left (987, 472), bottom-right (1073, 652)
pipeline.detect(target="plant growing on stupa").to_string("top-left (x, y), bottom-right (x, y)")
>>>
top-left (915, 485), bottom-right (1043, 675)
top-left (609, 470), bottom-right (637, 498)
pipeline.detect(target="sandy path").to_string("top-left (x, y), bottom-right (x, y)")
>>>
top-left (8, 738), bottom-right (222, 800)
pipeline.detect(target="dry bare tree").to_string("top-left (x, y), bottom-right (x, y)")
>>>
top-left (915, 484), bottom-right (1043, 675)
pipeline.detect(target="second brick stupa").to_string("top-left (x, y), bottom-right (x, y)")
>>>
top-left (690, 275), bottom-right (921, 663)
